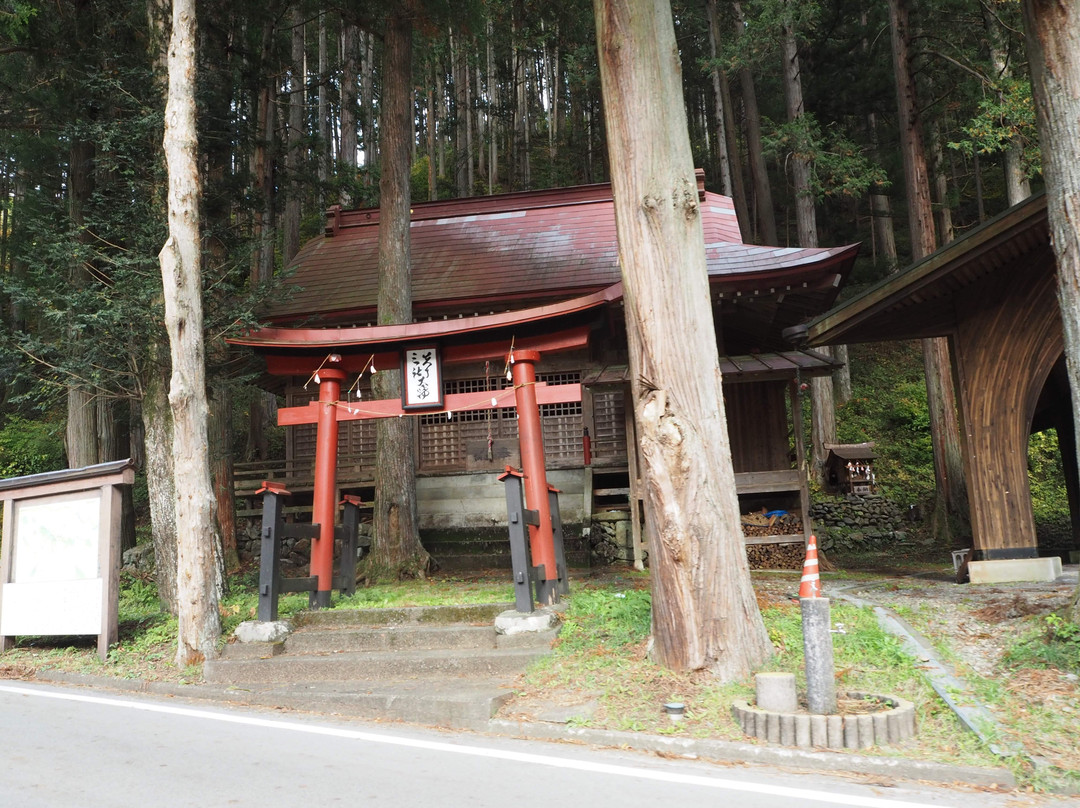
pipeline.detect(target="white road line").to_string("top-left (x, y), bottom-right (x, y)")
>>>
top-left (0, 684), bottom-right (948, 808)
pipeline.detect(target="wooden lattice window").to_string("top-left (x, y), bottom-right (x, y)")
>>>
top-left (416, 372), bottom-right (583, 471)
top-left (590, 386), bottom-right (627, 461)
top-left (286, 386), bottom-right (376, 473)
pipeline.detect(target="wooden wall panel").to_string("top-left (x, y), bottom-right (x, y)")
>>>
top-left (725, 381), bottom-right (791, 474)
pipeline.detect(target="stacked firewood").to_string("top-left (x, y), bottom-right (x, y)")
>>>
top-left (745, 542), bottom-right (805, 569)
top-left (740, 509), bottom-right (803, 537)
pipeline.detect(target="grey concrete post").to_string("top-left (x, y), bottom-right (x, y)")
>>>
top-left (801, 596), bottom-right (838, 714)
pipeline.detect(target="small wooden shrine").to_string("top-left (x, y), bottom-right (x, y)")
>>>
top-left (823, 443), bottom-right (877, 495)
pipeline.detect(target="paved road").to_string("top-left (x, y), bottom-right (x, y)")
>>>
top-left (0, 683), bottom-right (1049, 807)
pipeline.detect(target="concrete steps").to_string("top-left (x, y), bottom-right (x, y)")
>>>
top-left (202, 602), bottom-right (556, 730)
top-left (205, 645), bottom-right (550, 684)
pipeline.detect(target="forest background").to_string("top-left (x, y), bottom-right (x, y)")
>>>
top-left (0, 0), bottom-right (1066, 582)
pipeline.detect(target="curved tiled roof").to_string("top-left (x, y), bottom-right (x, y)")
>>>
top-left (268, 177), bottom-right (857, 326)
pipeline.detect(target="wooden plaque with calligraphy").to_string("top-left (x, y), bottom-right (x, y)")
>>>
top-left (401, 345), bottom-right (445, 410)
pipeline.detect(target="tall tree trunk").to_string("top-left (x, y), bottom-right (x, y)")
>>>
top-left (361, 31), bottom-right (376, 174)
top-left (465, 43), bottom-right (474, 193)
top-left (704, 3), bottom-right (731, 192)
top-left (476, 64), bottom-right (487, 189)
top-left (733, 1), bottom-right (777, 246)
top-left (283, 7), bottom-right (304, 263)
top-left (66, 138), bottom-right (99, 469)
top-left (868, 110), bottom-right (899, 273)
top-left (889, 0), bottom-right (967, 540)
top-left (929, 117), bottom-right (954, 245)
top-left (340, 20), bottom-right (359, 205)
top-left (781, 17), bottom-right (816, 249)
top-left (143, 348), bottom-right (178, 614)
top-left (862, 14), bottom-right (899, 275)
top-left (450, 29), bottom-right (469, 197)
top-left (427, 60), bottom-right (438, 201)
top-left (1021, 0), bottom-right (1080, 622)
top-left (160, 0), bottom-right (222, 665)
top-left (487, 19), bottom-right (498, 192)
top-left (97, 397), bottom-right (135, 551)
top-left (705, 0), bottom-right (750, 238)
top-left (780, 6), bottom-right (835, 482)
top-left (246, 18), bottom-right (275, 463)
top-left (594, 0), bottom-right (771, 678)
top-left (317, 11), bottom-right (330, 202)
top-left (369, 9), bottom-right (428, 580)
top-left (983, 3), bottom-right (1031, 206)
top-left (210, 379), bottom-right (238, 572)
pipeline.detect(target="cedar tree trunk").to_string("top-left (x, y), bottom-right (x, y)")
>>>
top-left (1021, 0), bottom-right (1080, 622)
top-left (593, 0), bottom-right (772, 678)
top-left (369, 10), bottom-right (429, 580)
top-left (889, 0), bottom-right (967, 540)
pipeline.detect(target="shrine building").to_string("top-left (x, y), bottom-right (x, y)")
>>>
top-left (231, 171), bottom-right (859, 570)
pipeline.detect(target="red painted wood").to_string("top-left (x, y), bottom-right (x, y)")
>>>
top-left (232, 288), bottom-right (619, 350)
top-left (311, 368), bottom-right (346, 597)
top-left (260, 326), bottom-right (592, 377)
top-left (512, 351), bottom-right (557, 589)
top-left (278, 383), bottom-right (582, 425)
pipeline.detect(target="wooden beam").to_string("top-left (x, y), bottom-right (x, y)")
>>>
top-left (279, 382), bottom-right (582, 425)
top-left (261, 326), bottom-right (591, 376)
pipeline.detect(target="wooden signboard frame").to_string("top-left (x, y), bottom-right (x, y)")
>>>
top-left (0, 459), bottom-right (134, 661)
top-left (401, 345), bottom-right (444, 410)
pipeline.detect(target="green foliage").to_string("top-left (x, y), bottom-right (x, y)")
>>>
top-left (0, 1), bottom-right (35, 37)
top-left (0, 415), bottom-right (63, 477)
top-left (833, 343), bottom-right (935, 504)
top-left (557, 589), bottom-right (652, 654)
top-left (1003, 613), bottom-right (1080, 674)
top-left (117, 574), bottom-right (161, 622)
top-left (949, 76), bottom-right (1040, 177)
top-left (763, 112), bottom-right (889, 200)
top-left (1028, 429), bottom-right (1069, 524)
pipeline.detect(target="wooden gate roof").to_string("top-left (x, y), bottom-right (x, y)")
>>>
top-left (268, 172), bottom-right (858, 330)
top-left (808, 194), bottom-right (1049, 346)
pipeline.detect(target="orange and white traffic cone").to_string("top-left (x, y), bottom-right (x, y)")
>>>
top-left (799, 535), bottom-right (821, 598)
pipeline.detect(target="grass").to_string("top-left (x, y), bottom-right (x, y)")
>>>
top-left (515, 574), bottom-right (997, 770)
top-left (846, 576), bottom-right (1080, 791)
top-left (3, 568), bottom-right (515, 682)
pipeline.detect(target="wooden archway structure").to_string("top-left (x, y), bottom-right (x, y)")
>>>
top-left (809, 194), bottom-right (1077, 567)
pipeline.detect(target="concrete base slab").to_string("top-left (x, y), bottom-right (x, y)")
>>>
top-left (234, 620), bottom-right (291, 643)
top-left (495, 608), bottom-right (558, 635)
top-left (968, 557), bottom-right (1063, 584)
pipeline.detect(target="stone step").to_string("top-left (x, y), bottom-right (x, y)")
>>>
top-left (292, 602), bottom-right (514, 629)
top-left (211, 679), bottom-right (514, 731)
top-left (277, 624), bottom-right (556, 655)
top-left (203, 645), bottom-right (548, 685)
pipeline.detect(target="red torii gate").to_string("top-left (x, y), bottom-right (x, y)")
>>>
top-left (232, 284), bottom-right (623, 607)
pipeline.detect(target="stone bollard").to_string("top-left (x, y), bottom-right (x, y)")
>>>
top-left (755, 671), bottom-right (797, 712)
top-left (802, 596), bottom-right (838, 714)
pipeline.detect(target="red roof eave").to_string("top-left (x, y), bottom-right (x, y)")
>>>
top-left (229, 282), bottom-right (624, 350)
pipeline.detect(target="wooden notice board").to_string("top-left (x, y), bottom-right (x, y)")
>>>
top-left (0, 459), bottom-right (134, 661)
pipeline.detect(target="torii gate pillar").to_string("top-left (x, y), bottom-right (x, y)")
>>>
top-left (312, 366), bottom-right (347, 607)
top-left (511, 350), bottom-right (559, 605)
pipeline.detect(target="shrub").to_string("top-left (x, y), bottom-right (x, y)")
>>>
top-left (0, 416), bottom-right (63, 477)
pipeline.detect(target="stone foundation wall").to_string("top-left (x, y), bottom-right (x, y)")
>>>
top-left (810, 495), bottom-right (912, 553)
